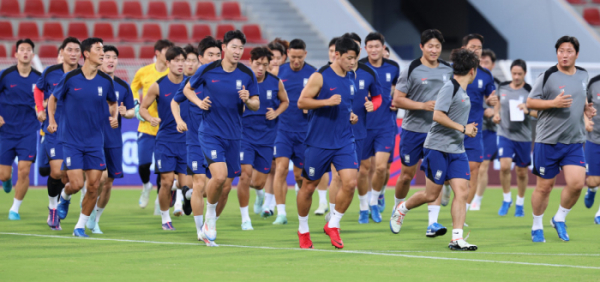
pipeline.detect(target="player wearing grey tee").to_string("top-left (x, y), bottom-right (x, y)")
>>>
top-left (583, 75), bottom-right (600, 222)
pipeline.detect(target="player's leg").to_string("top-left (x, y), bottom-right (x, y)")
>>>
top-left (261, 159), bottom-right (276, 216)
top-left (514, 166), bottom-right (528, 217)
top-left (498, 157), bottom-right (513, 216)
top-left (530, 143), bottom-right (561, 242)
top-left (238, 163), bottom-right (254, 229)
top-left (58, 145), bottom-right (88, 221)
top-left (392, 177), bottom-right (443, 234)
top-left (273, 157), bottom-right (290, 223)
top-left (466, 161), bottom-right (481, 209)
top-left (191, 173), bottom-right (207, 237)
top-left (369, 151), bottom-right (390, 223)
top-left (472, 159), bottom-right (490, 210)
top-left (158, 172), bottom-right (175, 229)
top-left (88, 170), bottom-right (110, 234)
top-left (137, 133), bottom-right (155, 208)
top-left (10, 160), bottom-right (33, 219)
top-left (447, 177), bottom-right (477, 250)
top-left (327, 166), bottom-right (339, 219)
top-left (296, 177), bottom-right (320, 249)
top-left (395, 163), bottom-right (417, 209)
top-left (71, 168), bottom-right (102, 237)
top-left (172, 147), bottom-right (188, 217)
top-left (357, 159), bottom-right (370, 223)
top-left (551, 164), bottom-right (585, 241)
top-left (315, 173), bottom-right (329, 215)
top-left (584, 140), bottom-right (600, 209)
top-left (47, 157), bottom-right (64, 228)
top-left (0, 140), bottom-right (14, 193)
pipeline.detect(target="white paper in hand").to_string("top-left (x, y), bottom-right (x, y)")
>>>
top-left (509, 99), bottom-right (524, 122)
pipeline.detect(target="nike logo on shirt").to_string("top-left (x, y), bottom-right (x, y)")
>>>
top-left (10, 84), bottom-right (16, 88)
top-left (559, 85), bottom-right (566, 89)
top-left (74, 88), bottom-right (82, 91)
top-left (53, 83), bottom-right (58, 86)
top-left (211, 80), bottom-right (220, 83)
top-left (330, 88), bottom-right (337, 91)
top-left (165, 93), bottom-right (171, 97)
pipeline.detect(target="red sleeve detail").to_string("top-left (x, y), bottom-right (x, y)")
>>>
top-left (34, 85), bottom-right (45, 113)
top-left (371, 95), bottom-right (382, 111)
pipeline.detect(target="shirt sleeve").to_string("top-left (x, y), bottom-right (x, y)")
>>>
top-left (392, 65), bottom-right (400, 85)
top-left (369, 71), bottom-right (382, 98)
top-left (528, 74), bottom-right (545, 100)
top-left (35, 69), bottom-right (47, 93)
top-left (106, 80), bottom-right (117, 102)
top-left (396, 67), bottom-right (409, 94)
top-left (0, 70), bottom-right (5, 93)
top-left (484, 74), bottom-right (496, 97)
top-left (247, 72), bottom-right (259, 97)
top-left (434, 84), bottom-right (453, 113)
top-left (130, 67), bottom-right (143, 101)
top-left (173, 79), bottom-right (188, 103)
top-left (123, 84), bottom-right (135, 109)
top-left (53, 73), bottom-right (69, 101)
top-left (189, 65), bottom-right (206, 89)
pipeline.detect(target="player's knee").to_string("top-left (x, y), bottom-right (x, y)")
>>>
top-left (399, 172), bottom-right (413, 185)
top-left (424, 192), bottom-right (438, 203)
top-left (240, 171), bottom-right (251, 183)
top-left (375, 164), bottom-right (387, 176)
top-left (587, 176), bottom-right (600, 187)
top-left (252, 178), bottom-right (266, 189)
top-left (345, 179), bottom-right (357, 190)
top-left (516, 169), bottom-right (528, 180)
top-left (500, 165), bottom-right (511, 174)
top-left (0, 173), bottom-right (9, 182)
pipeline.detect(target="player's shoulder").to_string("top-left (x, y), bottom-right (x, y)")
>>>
top-left (438, 59), bottom-right (452, 68)
top-left (541, 65), bottom-right (560, 87)
top-left (43, 63), bottom-right (63, 77)
top-left (0, 65), bottom-right (17, 80)
top-left (358, 57), bottom-right (369, 64)
top-left (589, 74), bottom-right (600, 88)
top-left (63, 68), bottom-right (82, 82)
top-left (265, 71), bottom-right (280, 83)
top-left (575, 65), bottom-right (588, 73)
top-left (199, 60), bottom-right (221, 74)
top-left (236, 62), bottom-right (255, 78)
top-left (523, 83), bottom-right (532, 92)
top-left (357, 62), bottom-right (377, 79)
top-left (304, 62), bottom-right (316, 71)
top-left (317, 64), bottom-right (331, 74)
top-left (156, 74), bottom-right (169, 84)
top-left (498, 81), bottom-right (511, 88)
top-left (406, 58), bottom-right (422, 78)
top-left (382, 58), bottom-right (400, 69)
top-left (31, 68), bottom-right (41, 77)
top-left (477, 65), bottom-right (493, 78)
top-left (97, 70), bottom-right (113, 83)
top-left (114, 76), bottom-right (131, 90)
top-left (449, 78), bottom-right (461, 97)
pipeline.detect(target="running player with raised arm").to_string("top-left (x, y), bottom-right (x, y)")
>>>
top-left (49, 37), bottom-right (118, 237)
top-left (0, 39), bottom-right (42, 220)
top-left (390, 48), bottom-right (480, 251)
top-left (585, 72), bottom-right (600, 224)
top-left (527, 36), bottom-right (596, 242)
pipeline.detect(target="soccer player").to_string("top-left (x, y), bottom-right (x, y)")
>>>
top-left (49, 37), bottom-right (118, 237)
top-left (359, 32), bottom-right (400, 218)
top-left (328, 37), bottom-right (339, 64)
top-left (183, 44), bottom-right (200, 77)
top-left (491, 59), bottom-right (535, 217)
top-left (140, 46), bottom-right (187, 230)
top-left (85, 45), bottom-right (135, 233)
top-left (183, 30), bottom-right (259, 244)
top-left (267, 39), bottom-right (287, 76)
top-left (238, 46), bottom-right (289, 230)
top-left (526, 36), bottom-right (595, 242)
top-left (585, 72), bottom-right (600, 224)
top-left (271, 39), bottom-right (316, 225)
top-left (390, 48), bottom-right (480, 251)
top-left (133, 39), bottom-right (174, 212)
top-left (392, 29), bottom-right (453, 236)
top-left (34, 37), bottom-right (81, 229)
top-left (384, 46), bottom-right (390, 59)
top-left (0, 38), bottom-right (42, 220)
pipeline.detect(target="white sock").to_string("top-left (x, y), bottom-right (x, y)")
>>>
top-left (428, 205), bottom-right (440, 225)
top-left (516, 196), bottom-right (525, 206)
top-left (466, 203), bottom-right (470, 210)
top-left (590, 187), bottom-right (598, 192)
top-left (160, 209), bottom-right (171, 224)
top-left (318, 189), bottom-right (327, 205)
top-left (398, 202), bottom-right (409, 214)
top-left (452, 229), bottom-right (463, 241)
top-left (154, 196), bottom-right (159, 205)
top-left (358, 194), bottom-right (368, 211)
top-left (256, 189), bottom-right (265, 198)
top-left (367, 191), bottom-right (372, 203)
top-left (48, 196), bottom-right (58, 209)
top-left (75, 213), bottom-right (90, 229)
top-left (240, 206), bottom-right (250, 222)
top-left (276, 204), bottom-right (286, 216)
top-left (532, 213), bottom-right (544, 230)
top-left (394, 197), bottom-right (405, 208)
top-left (61, 190), bottom-right (71, 200)
top-left (329, 203), bottom-right (335, 214)
top-left (9, 199), bottom-right (22, 213)
top-left (268, 194), bottom-right (276, 210)
top-left (206, 202), bottom-right (217, 219)
top-left (298, 215), bottom-right (309, 234)
top-left (473, 194), bottom-right (483, 204)
top-left (95, 207), bottom-right (105, 223)
top-left (596, 206), bottom-right (600, 217)
top-left (194, 215), bottom-right (204, 235)
top-left (143, 182), bottom-right (153, 191)
top-left (175, 189), bottom-right (183, 205)
top-left (264, 193), bottom-right (274, 209)
top-left (503, 192), bottom-right (512, 202)
top-left (553, 205), bottom-right (571, 222)
top-left (370, 190), bottom-right (381, 206)
top-left (185, 188), bottom-right (193, 200)
top-left (328, 209), bottom-right (344, 228)
top-left (172, 179), bottom-right (178, 190)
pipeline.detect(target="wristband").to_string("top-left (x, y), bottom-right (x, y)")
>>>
top-left (463, 125), bottom-right (466, 133)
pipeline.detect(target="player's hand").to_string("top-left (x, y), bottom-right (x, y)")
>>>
top-left (176, 120), bottom-right (188, 133)
top-left (48, 120), bottom-right (57, 133)
top-left (465, 122), bottom-right (478, 138)
top-left (109, 117), bottom-right (118, 129)
top-left (149, 117), bottom-right (161, 127)
top-left (486, 91), bottom-right (498, 106)
top-left (553, 90), bottom-right (572, 108)
top-left (493, 113), bottom-right (501, 124)
top-left (364, 97), bottom-right (374, 112)
top-left (199, 96), bottom-right (212, 111)
top-left (390, 105), bottom-right (398, 111)
top-left (134, 103), bottom-right (146, 122)
top-left (266, 107), bottom-right (278, 120)
top-left (238, 85), bottom-right (249, 103)
top-left (327, 94), bottom-right (342, 106)
top-left (37, 111), bottom-right (46, 122)
top-left (118, 102), bottom-right (127, 116)
top-left (517, 103), bottom-right (529, 115)
top-left (421, 100), bottom-right (436, 111)
top-left (0, 115), bottom-right (4, 128)
top-left (350, 112), bottom-right (358, 124)
top-left (586, 119), bottom-right (594, 132)
top-left (303, 109), bottom-right (308, 114)
top-left (585, 102), bottom-right (596, 119)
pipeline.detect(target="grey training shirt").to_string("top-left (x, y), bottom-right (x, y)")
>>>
top-left (587, 74), bottom-right (600, 144)
top-left (497, 81), bottom-right (533, 142)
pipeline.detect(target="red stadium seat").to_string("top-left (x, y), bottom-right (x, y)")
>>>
top-left (593, 0), bottom-right (600, 4)
top-left (0, 21), bottom-right (14, 40)
top-left (242, 24), bottom-right (266, 44)
top-left (192, 24), bottom-right (212, 42)
top-left (39, 45), bottom-right (58, 58)
top-left (216, 24), bottom-right (236, 40)
top-left (93, 23), bottom-right (115, 42)
top-left (114, 69), bottom-right (129, 82)
top-left (11, 45), bottom-right (15, 55)
top-left (195, 1), bottom-right (219, 20)
top-left (49, 0), bottom-right (72, 18)
top-left (67, 22), bottom-right (89, 40)
top-left (221, 2), bottom-right (246, 21)
top-left (98, 0), bottom-right (122, 19)
top-left (139, 46), bottom-right (155, 59)
top-left (122, 1), bottom-right (145, 19)
top-left (141, 23), bottom-right (162, 42)
top-left (168, 24), bottom-right (189, 43)
top-left (117, 23), bottom-right (140, 42)
top-left (17, 22), bottom-right (40, 41)
top-left (0, 45), bottom-right (6, 57)
top-left (42, 22), bottom-right (64, 41)
top-left (567, 0), bottom-right (587, 4)
top-left (24, 0), bottom-right (49, 18)
top-left (74, 0), bottom-right (97, 19)
top-left (241, 47), bottom-right (252, 60)
top-left (147, 1), bottom-right (170, 20)
top-left (171, 1), bottom-right (193, 20)
top-left (116, 46), bottom-right (135, 59)
top-left (584, 8), bottom-right (600, 25)
top-left (0, 0), bottom-right (23, 17)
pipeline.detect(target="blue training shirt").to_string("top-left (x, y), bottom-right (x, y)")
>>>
top-left (242, 72), bottom-right (281, 145)
top-left (466, 66), bottom-right (496, 131)
top-left (353, 63), bottom-right (382, 140)
top-left (0, 65), bottom-right (41, 137)
top-left (174, 77), bottom-right (204, 146)
top-left (35, 64), bottom-right (78, 135)
top-left (156, 74), bottom-right (187, 144)
top-left (104, 76), bottom-right (134, 148)
top-left (277, 62), bottom-right (316, 133)
top-left (359, 58), bottom-right (400, 130)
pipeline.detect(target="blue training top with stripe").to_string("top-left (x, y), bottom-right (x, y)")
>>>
top-left (277, 62), bottom-right (316, 133)
top-left (0, 65), bottom-right (41, 137)
top-left (466, 66), bottom-right (496, 131)
top-left (35, 64), bottom-right (78, 135)
top-left (188, 60), bottom-right (259, 140)
top-left (156, 74), bottom-right (187, 144)
top-left (359, 58), bottom-right (400, 130)
top-left (174, 77), bottom-right (204, 146)
top-left (104, 76), bottom-right (134, 148)
top-left (352, 63), bottom-right (382, 140)
top-left (242, 72), bottom-right (281, 145)
top-left (304, 64), bottom-right (355, 149)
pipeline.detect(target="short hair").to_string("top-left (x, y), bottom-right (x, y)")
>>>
top-left (289, 39), bottom-right (306, 50)
top-left (329, 37), bottom-right (340, 48)
top-left (335, 36), bottom-right (360, 56)
top-left (481, 49), bottom-right (496, 63)
top-left (81, 37), bottom-right (103, 60)
top-left (510, 59), bottom-right (527, 72)
top-left (154, 39), bottom-right (174, 52)
top-left (198, 36), bottom-right (221, 56)
top-left (555, 35), bottom-right (580, 54)
top-left (250, 46), bottom-right (273, 62)
top-left (271, 38), bottom-right (289, 53)
top-left (165, 46), bottom-right (187, 61)
top-left (59, 37), bottom-right (80, 51)
top-left (16, 38), bottom-right (35, 51)
top-left (103, 45), bottom-right (119, 57)
top-left (365, 32), bottom-right (385, 45)
top-left (421, 29), bottom-right (444, 45)
top-left (342, 33), bottom-right (361, 45)
top-left (267, 41), bottom-right (285, 56)
top-left (462, 33), bottom-right (484, 47)
top-left (223, 30), bottom-right (247, 45)
top-left (450, 48), bottom-right (479, 76)
top-left (385, 46), bottom-right (390, 52)
top-left (183, 44), bottom-right (199, 57)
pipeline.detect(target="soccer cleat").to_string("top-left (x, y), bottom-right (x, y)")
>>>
top-left (469, 201), bottom-right (480, 211)
top-left (86, 209), bottom-right (97, 230)
top-left (514, 205), bottom-right (525, 217)
top-left (584, 189), bottom-right (596, 209)
top-left (550, 217), bottom-right (569, 241)
top-left (182, 186), bottom-right (192, 216)
top-left (198, 231), bottom-right (218, 247)
top-left (298, 231), bottom-right (314, 249)
top-left (254, 192), bottom-right (264, 215)
top-left (57, 195), bottom-right (71, 220)
top-left (51, 221), bottom-right (62, 231)
top-left (323, 223), bottom-right (344, 249)
top-left (162, 222), bottom-right (175, 230)
top-left (358, 210), bottom-right (369, 224)
top-left (378, 193), bottom-right (385, 212)
top-left (173, 203), bottom-right (183, 217)
top-left (90, 222), bottom-right (103, 234)
top-left (426, 222), bottom-right (448, 237)
top-left (441, 185), bottom-right (451, 206)
top-left (272, 215), bottom-right (288, 225)
top-left (261, 208), bottom-right (274, 218)
top-left (314, 202), bottom-right (329, 215)
top-left (73, 228), bottom-right (89, 238)
top-left (370, 205), bottom-right (382, 223)
top-left (498, 201), bottom-right (512, 216)
top-left (139, 183), bottom-right (152, 208)
top-left (595, 216), bottom-right (600, 224)
top-left (531, 229), bottom-right (546, 243)
top-left (241, 220), bottom-right (254, 230)
top-left (203, 219), bottom-right (217, 241)
top-left (47, 208), bottom-right (59, 228)
top-left (324, 211), bottom-right (331, 222)
top-left (8, 211), bottom-right (20, 220)
top-left (448, 239), bottom-right (477, 251)
top-left (2, 177), bottom-right (12, 193)
top-left (389, 203), bottom-right (406, 234)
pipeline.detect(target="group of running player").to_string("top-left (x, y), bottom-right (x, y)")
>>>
top-left (0, 27), bottom-right (599, 250)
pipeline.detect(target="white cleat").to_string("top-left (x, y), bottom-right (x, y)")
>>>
top-left (469, 202), bottom-right (480, 211)
top-left (86, 209), bottom-right (97, 230)
top-left (203, 218), bottom-right (217, 241)
top-left (324, 211), bottom-right (332, 222)
top-left (441, 185), bottom-right (451, 206)
top-left (314, 203), bottom-right (329, 215)
top-left (139, 183), bottom-right (152, 208)
top-left (241, 220), bottom-right (254, 230)
top-left (448, 239), bottom-right (477, 251)
top-left (173, 202), bottom-right (183, 217)
top-left (90, 222), bottom-right (103, 234)
top-left (198, 232), bottom-right (218, 247)
top-left (389, 203), bottom-right (406, 234)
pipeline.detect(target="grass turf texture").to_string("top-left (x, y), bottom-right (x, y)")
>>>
top-left (1, 187), bottom-right (599, 281)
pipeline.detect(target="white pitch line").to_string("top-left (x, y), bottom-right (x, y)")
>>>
top-left (378, 250), bottom-right (600, 257)
top-left (1, 232), bottom-right (599, 270)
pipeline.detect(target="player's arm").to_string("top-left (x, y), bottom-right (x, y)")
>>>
top-left (47, 94), bottom-right (58, 133)
top-left (183, 80), bottom-right (210, 110)
top-left (493, 99), bottom-right (501, 124)
top-left (433, 110), bottom-right (477, 138)
top-left (239, 85), bottom-right (260, 111)
top-left (393, 89), bottom-right (434, 111)
top-left (267, 80), bottom-right (289, 120)
top-left (33, 85), bottom-right (46, 122)
top-left (119, 88), bottom-right (136, 119)
top-left (131, 68), bottom-right (145, 121)
top-left (170, 99), bottom-right (187, 133)
top-left (484, 78), bottom-right (498, 106)
top-left (140, 83), bottom-right (161, 126)
top-left (526, 90), bottom-right (572, 110)
top-left (298, 72), bottom-right (339, 110)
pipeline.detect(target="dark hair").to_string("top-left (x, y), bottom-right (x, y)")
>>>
top-left (342, 33), bottom-right (361, 45)
top-left (365, 32), bottom-right (385, 45)
top-left (81, 37), bottom-right (103, 60)
top-left (154, 39), bottom-right (174, 52)
top-left (335, 36), bottom-right (360, 56)
top-left (289, 39), bottom-right (306, 50)
top-left (450, 48), bottom-right (479, 76)
top-left (183, 44), bottom-right (199, 57)
top-left (103, 45), bottom-right (119, 57)
top-left (329, 37), bottom-right (340, 48)
top-left (510, 59), bottom-right (527, 73)
top-left (16, 38), bottom-right (35, 51)
top-left (223, 30), bottom-right (247, 45)
top-left (165, 46), bottom-right (187, 61)
top-left (267, 41), bottom-right (285, 56)
top-left (462, 33), bottom-right (484, 47)
top-left (385, 46), bottom-right (390, 52)
top-left (250, 46), bottom-right (273, 62)
top-left (59, 37), bottom-right (80, 51)
top-left (421, 29), bottom-right (444, 45)
top-left (481, 49), bottom-right (496, 63)
top-left (271, 38), bottom-right (288, 53)
top-left (555, 36), bottom-right (580, 54)
top-left (198, 36), bottom-right (221, 57)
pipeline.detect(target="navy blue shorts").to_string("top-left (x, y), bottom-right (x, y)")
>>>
top-left (274, 130), bottom-right (305, 168)
top-left (355, 138), bottom-right (368, 162)
top-left (0, 133), bottom-right (36, 165)
top-left (104, 146), bottom-right (124, 178)
top-left (497, 136), bottom-right (531, 168)
top-left (420, 149), bottom-right (470, 185)
top-left (38, 135), bottom-right (49, 168)
top-left (137, 132), bottom-right (155, 166)
top-left (482, 130), bottom-right (498, 161)
top-left (302, 143), bottom-right (358, 181)
top-left (365, 127), bottom-right (395, 158)
top-left (241, 140), bottom-right (273, 174)
top-left (464, 134), bottom-right (484, 163)
top-left (63, 144), bottom-right (105, 171)
top-left (155, 142), bottom-right (187, 175)
top-left (586, 141), bottom-right (600, 176)
top-left (187, 144), bottom-right (206, 175)
top-left (399, 129), bottom-right (427, 166)
top-left (43, 132), bottom-right (63, 161)
top-left (200, 134), bottom-right (241, 178)
top-left (533, 142), bottom-right (585, 179)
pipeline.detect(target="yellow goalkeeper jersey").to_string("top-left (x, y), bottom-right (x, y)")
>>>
top-left (131, 63), bottom-right (169, 136)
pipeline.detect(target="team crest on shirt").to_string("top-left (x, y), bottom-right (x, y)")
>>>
top-left (421, 78), bottom-right (428, 85)
top-left (597, 93), bottom-right (600, 100)
top-left (66, 157), bottom-right (71, 167)
top-left (50, 148), bottom-right (55, 157)
top-left (116, 91), bottom-right (120, 101)
top-left (309, 167), bottom-right (315, 177)
top-left (359, 80), bottom-right (365, 89)
top-left (478, 79), bottom-right (483, 89)
top-left (435, 170), bottom-right (442, 180)
top-left (350, 85), bottom-right (354, 95)
top-left (266, 90), bottom-right (272, 99)
top-left (539, 167), bottom-right (545, 176)
top-left (404, 155), bottom-right (410, 164)
top-left (211, 150), bottom-right (217, 159)
top-left (586, 164), bottom-right (589, 173)
top-left (158, 160), bottom-right (162, 169)
top-left (32, 84), bottom-right (35, 91)
top-left (303, 78), bottom-right (308, 86)
top-left (386, 73), bottom-right (391, 82)
top-left (98, 86), bottom-right (103, 96)
top-left (236, 80), bottom-right (242, 90)
top-left (240, 152), bottom-right (244, 161)
top-left (499, 148), bottom-right (504, 156)
top-left (192, 161), bottom-right (198, 171)
top-left (442, 75), bottom-right (448, 82)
